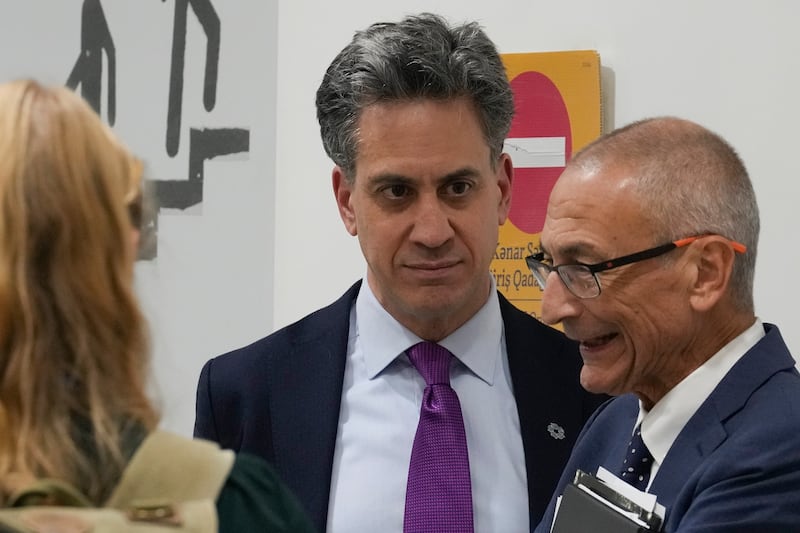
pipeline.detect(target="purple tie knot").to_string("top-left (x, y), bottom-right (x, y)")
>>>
top-left (407, 341), bottom-right (453, 385)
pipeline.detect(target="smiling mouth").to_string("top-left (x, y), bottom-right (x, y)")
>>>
top-left (580, 333), bottom-right (618, 348)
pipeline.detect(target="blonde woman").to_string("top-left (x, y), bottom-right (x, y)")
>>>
top-left (0, 80), bottom-right (314, 532)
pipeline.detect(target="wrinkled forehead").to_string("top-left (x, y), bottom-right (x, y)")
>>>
top-left (541, 163), bottom-right (649, 258)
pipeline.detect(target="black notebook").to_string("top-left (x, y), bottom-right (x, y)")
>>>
top-left (551, 470), bottom-right (663, 533)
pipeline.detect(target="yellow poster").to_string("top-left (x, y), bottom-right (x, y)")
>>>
top-left (494, 51), bottom-right (602, 319)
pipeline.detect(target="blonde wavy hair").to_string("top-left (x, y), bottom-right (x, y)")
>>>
top-left (0, 80), bottom-right (158, 503)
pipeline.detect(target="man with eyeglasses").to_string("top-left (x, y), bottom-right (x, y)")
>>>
top-left (533, 117), bottom-right (800, 533)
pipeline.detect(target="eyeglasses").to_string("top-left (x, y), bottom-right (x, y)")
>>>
top-left (525, 235), bottom-right (747, 299)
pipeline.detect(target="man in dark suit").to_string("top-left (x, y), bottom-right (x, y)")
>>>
top-left (195, 13), bottom-right (605, 533)
top-left (531, 117), bottom-right (800, 532)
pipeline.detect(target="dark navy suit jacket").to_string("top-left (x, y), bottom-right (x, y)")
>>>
top-left (195, 281), bottom-right (606, 532)
top-left (535, 324), bottom-right (800, 533)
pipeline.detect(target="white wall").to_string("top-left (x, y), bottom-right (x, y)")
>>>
top-left (0, 1), bottom-right (278, 436)
top-left (275, 0), bottom-right (800, 355)
top-left (0, 1), bottom-right (796, 439)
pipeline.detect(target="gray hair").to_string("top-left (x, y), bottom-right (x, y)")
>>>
top-left (572, 117), bottom-right (760, 312)
top-left (315, 12), bottom-right (514, 179)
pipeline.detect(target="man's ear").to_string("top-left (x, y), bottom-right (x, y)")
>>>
top-left (496, 153), bottom-right (513, 225)
top-left (688, 237), bottom-right (736, 312)
top-left (332, 166), bottom-right (358, 236)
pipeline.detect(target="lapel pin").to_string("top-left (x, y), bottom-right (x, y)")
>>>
top-left (547, 422), bottom-right (566, 440)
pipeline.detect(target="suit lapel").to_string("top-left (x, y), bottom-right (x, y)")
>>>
top-left (499, 293), bottom-right (590, 521)
top-left (650, 324), bottom-right (795, 514)
top-left (650, 410), bottom-right (727, 513)
top-left (269, 281), bottom-right (361, 531)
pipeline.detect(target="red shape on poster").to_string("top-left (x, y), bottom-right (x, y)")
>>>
top-left (506, 71), bottom-right (572, 234)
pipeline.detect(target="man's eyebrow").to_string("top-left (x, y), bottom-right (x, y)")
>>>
top-left (542, 241), bottom-right (600, 262)
top-left (439, 167), bottom-right (480, 182)
top-left (367, 173), bottom-right (414, 186)
top-left (367, 167), bottom-right (480, 187)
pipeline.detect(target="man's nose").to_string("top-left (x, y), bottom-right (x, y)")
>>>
top-left (410, 196), bottom-right (455, 248)
top-left (540, 271), bottom-right (582, 325)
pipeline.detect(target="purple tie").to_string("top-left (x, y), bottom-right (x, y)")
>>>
top-left (404, 342), bottom-right (473, 533)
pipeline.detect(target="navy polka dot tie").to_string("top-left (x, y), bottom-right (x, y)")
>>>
top-left (619, 424), bottom-right (653, 492)
top-left (404, 342), bottom-right (473, 533)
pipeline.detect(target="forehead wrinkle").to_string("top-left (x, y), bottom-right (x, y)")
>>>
top-left (549, 237), bottom-right (605, 264)
top-left (542, 202), bottom-right (618, 265)
top-left (543, 164), bottom-right (655, 260)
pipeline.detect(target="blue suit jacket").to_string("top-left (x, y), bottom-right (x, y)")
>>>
top-left (195, 281), bottom-right (606, 532)
top-left (535, 323), bottom-right (800, 533)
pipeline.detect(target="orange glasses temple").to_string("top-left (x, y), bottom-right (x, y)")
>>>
top-left (673, 236), bottom-right (747, 254)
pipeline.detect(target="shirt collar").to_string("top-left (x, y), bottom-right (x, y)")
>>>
top-left (354, 275), bottom-right (502, 385)
top-left (639, 318), bottom-right (765, 466)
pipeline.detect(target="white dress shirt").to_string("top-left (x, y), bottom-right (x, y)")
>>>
top-left (326, 276), bottom-right (529, 533)
top-left (636, 318), bottom-right (765, 490)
